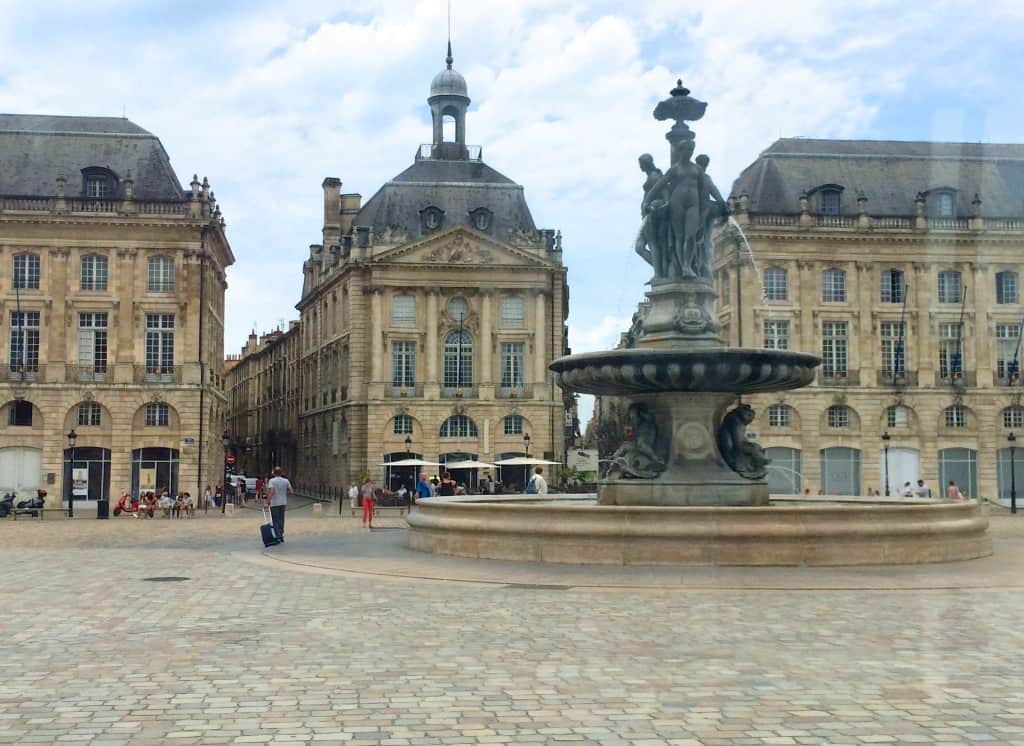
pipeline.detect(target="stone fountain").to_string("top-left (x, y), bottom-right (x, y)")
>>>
top-left (550, 79), bottom-right (819, 507)
top-left (406, 81), bottom-right (991, 566)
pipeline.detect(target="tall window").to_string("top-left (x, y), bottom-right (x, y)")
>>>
top-left (938, 271), bottom-right (962, 304)
top-left (392, 295), bottom-right (416, 325)
top-left (996, 323), bottom-right (1021, 382)
top-left (827, 405), bottom-right (850, 428)
top-left (503, 414), bottom-right (524, 435)
top-left (997, 271), bottom-right (1019, 305)
top-left (78, 313), bottom-right (108, 375)
top-left (145, 314), bottom-right (175, 375)
top-left (9, 311), bottom-right (40, 373)
top-left (500, 342), bottom-right (525, 389)
top-left (443, 331), bottom-right (473, 388)
top-left (880, 321), bottom-right (905, 376)
top-left (85, 175), bottom-right (111, 198)
top-left (145, 403), bottom-right (170, 427)
top-left (501, 297), bottom-right (525, 327)
top-left (944, 405), bottom-right (966, 428)
top-left (80, 255), bottom-right (108, 291)
top-left (77, 402), bottom-right (101, 427)
top-left (821, 321), bottom-right (848, 377)
top-left (819, 189), bottom-right (841, 215)
top-left (391, 341), bottom-right (416, 388)
top-left (147, 257), bottom-right (175, 292)
top-left (8, 400), bottom-right (32, 426)
top-left (822, 269), bottom-right (846, 302)
top-left (1004, 406), bottom-right (1024, 429)
top-left (880, 270), bottom-right (905, 303)
top-left (393, 414), bottom-right (413, 435)
top-left (440, 415), bottom-right (478, 438)
top-left (767, 404), bottom-right (791, 427)
top-left (936, 192), bottom-right (955, 217)
top-left (13, 254), bottom-right (40, 289)
top-left (938, 322), bottom-right (963, 381)
top-left (763, 267), bottom-right (787, 301)
top-left (763, 320), bottom-right (789, 350)
top-left (887, 405), bottom-right (910, 428)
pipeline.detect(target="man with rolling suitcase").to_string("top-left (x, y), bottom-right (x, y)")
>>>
top-left (264, 466), bottom-right (293, 544)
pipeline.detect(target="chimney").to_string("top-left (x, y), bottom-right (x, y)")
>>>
top-left (340, 193), bottom-right (362, 234)
top-left (322, 177), bottom-right (342, 248)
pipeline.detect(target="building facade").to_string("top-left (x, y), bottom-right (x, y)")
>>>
top-left (226, 49), bottom-right (570, 493)
top-left (224, 324), bottom-right (301, 480)
top-left (0, 114), bottom-right (234, 506)
top-left (714, 138), bottom-right (1024, 500)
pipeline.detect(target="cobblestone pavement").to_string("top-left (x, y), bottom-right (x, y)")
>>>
top-left (2, 507), bottom-right (1024, 745)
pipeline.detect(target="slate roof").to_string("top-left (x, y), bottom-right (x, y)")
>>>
top-left (0, 113), bottom-right (186, 200)
top-left (354, 152), bottom-right (537, 243)
top-left (731, 138), bottom-right (1024, 217)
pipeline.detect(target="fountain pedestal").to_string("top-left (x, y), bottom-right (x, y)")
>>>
top-left (600, 392), bottom-right (768, 506)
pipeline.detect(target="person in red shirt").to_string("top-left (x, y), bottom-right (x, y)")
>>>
top-left (361, 478), bottom-right (376, 528)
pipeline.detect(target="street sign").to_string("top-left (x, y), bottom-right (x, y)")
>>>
top-left (182, 437), bottom-right (196, 445)
top-left (226, 454), bottom-right (236, 465)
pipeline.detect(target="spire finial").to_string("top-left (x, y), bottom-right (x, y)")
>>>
top-left (446, 40), bottom-right (453, 70)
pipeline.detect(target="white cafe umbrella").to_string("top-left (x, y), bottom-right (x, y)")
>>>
top-left (377, 458), bottom-right (441, 467)
top-left (443, 460), bottom-right (496, 470)
top-left (492, 456), bottom-right (562, 466)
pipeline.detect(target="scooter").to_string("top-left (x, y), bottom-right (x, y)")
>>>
top-left (15, 490), bottom-right (46, 518)
top-left (0, 492), bottom-right (15, 518)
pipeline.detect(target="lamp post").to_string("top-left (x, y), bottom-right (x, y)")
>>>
top-left (1009, 431), bottom-right (1018, 514)
top-left (881, 430), bottom-right (891, 497)
top-left (404, 434), bottom-right (413, 513)
top-left (66, 428), bottom-right (77, 518)
top-left (221, 430), bottom-right (231, 513)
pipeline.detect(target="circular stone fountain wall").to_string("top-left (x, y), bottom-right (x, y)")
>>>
top-left (406, 496), bottom-right (992, 566)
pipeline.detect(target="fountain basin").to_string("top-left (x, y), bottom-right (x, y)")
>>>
top-left (549, 347), bottom-right (819, 396)
top-left (406, 495), bottom-right (992, 566)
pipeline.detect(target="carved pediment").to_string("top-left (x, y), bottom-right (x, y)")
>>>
top-left (373, 226), bottom-right (553, 268)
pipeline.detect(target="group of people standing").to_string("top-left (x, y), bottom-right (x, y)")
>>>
top-left (896, 479), bottom-right (967, 500)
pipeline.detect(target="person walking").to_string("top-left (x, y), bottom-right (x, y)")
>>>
top-left (526, 467), bottom-right (548, 495)
top-left (360, 478), bottom-right (376, 529)
top-left (265, 466), bottom-right (293, 543)
top-left (416, 472), bottom-right (432, 502)
top-left (946, 480), bottom-right (962, 500)
top-left (437, 472), bottom-right (457, 497)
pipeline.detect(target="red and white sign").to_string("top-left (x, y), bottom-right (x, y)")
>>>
top-left (226, 454), bottom-right (236, 465)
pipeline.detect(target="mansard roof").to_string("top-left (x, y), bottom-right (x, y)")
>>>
top-left (731, 138), bottom-right (1024, 217)
top-left (0, 113), bottom-right (186, 200)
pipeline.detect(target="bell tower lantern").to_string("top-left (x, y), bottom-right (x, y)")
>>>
top-left (428, 42), bottom-right (471, 160)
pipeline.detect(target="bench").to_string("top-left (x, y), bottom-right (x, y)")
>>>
top-left (11, 506), bottom-right (70, 520)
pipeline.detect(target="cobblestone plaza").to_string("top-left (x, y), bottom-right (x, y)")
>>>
top-left (2, 507), bottom-right (1023, 745)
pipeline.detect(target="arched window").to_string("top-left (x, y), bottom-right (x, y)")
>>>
top-left (933, 191), bottom-right (955, 218)
top-left (501, 296), bottom-right (525, 327)
top-left (944, 405), bottom-right (966, 428)
top-left (827, 405), bottom-right (850, 428)
top-left (393, 414), bottom-right (413, 435)
top-left (77, 402), bottom-right (101, 427)
top-left (822, 269), bottom-right (846, 302)
top-left (767, 404), bottom-right (791, 427)
top-left (937, 270), bottom-right (962, 304)
top-left (440, 415), bottom-right (478, 438)
top-left (763, 267), bottom-right (787, 301)
top-left (80, 254), bottom-right (108, 291)
top-left (8, 400), bottom-right (33, 426)
top-left (443, 331), bottom-right (473, 388)
top-left (1004, 406), bottom-right (1024, 429)
top-left (503, 414), bottom-right (524, 435)
top-left (819, 188), bottom-right (841, 215)
top-left (392, 294), bottom-right (416, 325)
top-left (886, 405), bottom-right (911, 428)
top-left (145, 403), bottom-right (169, 427)
top-left (147, 256), bottom-right (175, 292)
top-left (13, 253), bottom-right (40, 289)
top-left (82, 167), bottom-right (116, 198)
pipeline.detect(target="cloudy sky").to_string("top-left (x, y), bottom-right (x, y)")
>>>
top-left (1, 0), bottom-right (1021, 420)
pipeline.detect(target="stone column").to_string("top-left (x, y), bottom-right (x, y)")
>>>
top-left (480, 290), bottom-right (493, 397)
top-left (370, 288), bottom-right (383, 383)
top-left (797, 260), bottom-right (816, 354)
top-left (115, 248), bottom-right (137, 384)
top-left (913, 263), bottom-right (933, 384)
top-left (425, 289), bottom-right (439, 398)
top-left (971, 263), bottom-right (991, 387)
top-left (47, 248), bottom-right (69, 381)
top-left (533, 290), bottom-right (546, 390)
top-left (856, 261), bottom-right (875, 385)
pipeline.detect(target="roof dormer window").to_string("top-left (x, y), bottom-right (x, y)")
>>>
top-left (81, 167), bottom-right (117, 199)
top-left (937, 192), bottom-right (954, 217)
top-left (819, 188), bottom-right (841, 215)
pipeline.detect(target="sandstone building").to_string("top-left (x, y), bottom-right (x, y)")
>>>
top-left (0, 114), bottom-right (233, 506)
top-left (714, 138), bottom-right (1024, 499)
top-left (225, 49), bottom-right (570, 492)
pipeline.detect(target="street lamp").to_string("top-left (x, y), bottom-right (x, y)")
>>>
top-left (1009, 431), bottom-right (1018, 514)
top-left (66, 428), bottom-right (77, 518)
top-left (881, 430), bottom-right (891, 497)
top-left (221, 430), bottom-right (231, 513)
top-left (523, 432), bottom-right (531, 456)
top-left (404, 435), bottom-right (413, 513)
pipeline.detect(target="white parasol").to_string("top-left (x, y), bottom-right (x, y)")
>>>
top-left (443, 460), bottom-right (496, 470)
top-left (378, 458), bottom-right (441, 467)
top-left (492, 456), bottom-right (563, 466)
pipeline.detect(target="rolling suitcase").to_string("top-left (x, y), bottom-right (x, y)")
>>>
top-left (261, 506), bottom-right (280, 547)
